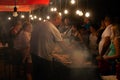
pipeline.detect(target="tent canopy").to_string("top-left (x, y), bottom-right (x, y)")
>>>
top-left (0, 0), bottom-right (49, 12)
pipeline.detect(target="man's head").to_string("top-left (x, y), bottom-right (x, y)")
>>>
top-left (50, 12), bottom-right (62, 26)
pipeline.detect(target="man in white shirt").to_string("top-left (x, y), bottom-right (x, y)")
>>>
top-left (31, 12), bottom-right (70, 80)
top-left (99, 16), bottom-right (112, 56)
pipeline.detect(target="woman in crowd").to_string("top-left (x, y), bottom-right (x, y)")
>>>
top-left (103, 21), bottom-right (120, 79)
top-left (97, 19), bottom-right (120, 76)
top-left (70, 24), bottom-right (83, 48)
top-left (89, 24), bottom-right (98, 55)
top-left (14, 21), bottom-right (33, 80)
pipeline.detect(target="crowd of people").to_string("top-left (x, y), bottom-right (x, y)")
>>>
top-left (0, 12), bottom-right (120, 80)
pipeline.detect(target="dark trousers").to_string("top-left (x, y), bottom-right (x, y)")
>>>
top-left (31, 54), bottom-right (53, 80)
top-left (31, 54), bottom-right (71, 80)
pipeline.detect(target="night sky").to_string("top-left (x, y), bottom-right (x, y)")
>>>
top-left (87, 0), bottom-right (119, 21)
top-left (54, 0), bottom-right (120, 23)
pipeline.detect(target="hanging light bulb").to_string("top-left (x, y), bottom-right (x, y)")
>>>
top-left (50, 7), bottom-right (57, 12)
top-left (85, 12), bottom-right (90, 17)
top-left (39, 17), bottom-right (42, 21)
top-left (31, 17), bottom-right (34, 20)
top-left (21, 14), bottom-right (25, 18)
top-left (50, 7), bottom-right (54, 12)
top-left (8, 17), bottom-right (11, 20)
top-left (64, 9), bottom-right (69, 14)
top-left (44, 20), bottom-right (46, 22)
top-left (13, 6), bottom-right (18, 17)
top-left (76, 10), bottom-right (83, 16)
top-left (34, 15), bottom-right (37, 19)
top-left (71, 0), bottom-right (76, 4)
top-left (76, 10), bottom-right (80, 15)
top-left (46, 16), bottom-right (50, 20)
top-left (54, 7), bottom-right (57, 11)
top-left (29, 14), bottom-right (33, 17)
top-left (59, 12), bottom-right (62, 16)
top-left (78, 11), bottom-right (83, 16)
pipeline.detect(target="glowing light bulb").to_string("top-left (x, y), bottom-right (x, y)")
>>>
top-left (21, 15), bottom-right (25, 18)
top-left (85, 12), bottom-right (90, 17)
top-left (13, 7), bottom-right (18, 17)
top-left (8, 17), bottom-right (11, 20)
top-left (79, 11), bottom-right (83, 16)
top-left (71, 0), bottom-right (75, 4)
top-left (64, 9), bottom-right (68, 14)
top-left (50, 8), bottom-right (54, 11)
top-left (46, 16), bottom-right (50, 19)
top-left (39, 17), bottom-right (42, 21)
top-left (54, 7), bottom-right (57, 11)
top-left (31, 17), bottom-right (34, 20)
top-left (76, 10), bottom-right (80, 14)
top-left (13, 12), bottom-right (18, 17)
top-left (59, 12), bottom-right (62, 16)
top-left (34, 15), bottom-right (37, 19)
top-left (29, 14), bottom-right (32, 17)
top-left (44, 20), bottom-right (46, 22)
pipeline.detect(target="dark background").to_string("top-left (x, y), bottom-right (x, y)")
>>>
top-left (47, 0), bottom-right (120, 24)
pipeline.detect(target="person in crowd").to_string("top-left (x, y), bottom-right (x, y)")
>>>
top-left (69, 24), bottom-right (83, 48)
top-left (79, 26), bottom-right (89, 48)
top-left (30, 12), bottom-right (71, 80)
top-left (8, 21), bottom-right (22, 48)
top-left (81, 18), bottom-right (91, 47)
top-left (13, 22), bottom-right (33, 80)
top-left (98, 16), bottom-right (112, 56)
top-left (83, 18), bottom-right (91, 32)
top-left (0, 22), bottom-right (8, 47)
top-left (59, 17), bottom-right (72, 45)
top-left (89, 24), bottom-right (98, 55)
top-left (97, 18), bottom-right (120, 76)
top-left (97, 20), bottom-right (106, 45)
top-left (58, 17), bottom-right (71, 34)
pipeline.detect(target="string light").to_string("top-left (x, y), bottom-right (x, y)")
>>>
top-left (50, 7), bottom-right (54, 11)
top-left (29, 14), bottom-right (33, 17)
top-left (64, 9), bottom-right (69, 14)
top-left (31, 17), bottom-right (34, 20)
top-left (43, 20), bottom-right (46, 22)
top-left (70, 0), bottom-right (76, 4)
top-left (50, 7), bottom-right (57, 12)
top-left (13, 7), bottom-right (18, 17)
top-left (46, 16), bottom-right (50, 19)
top-left (85, 0), bottom-right (91, 17)
top-left (53, 7), bottom-right (57, 11)
top-left (85, 12), bottom-right (90, 17)
top-left (59, 12), bottom-right (62, 16)
top-left (34, 15), bottom-right (37, 19)
top-left (64, 0), bottom-right (69, 14)
top-left (76, 10), bottom-right (80, 14)
top-left (8, 17), bottom-right (11, 20)
top-left (78, 11), bottom-right (83, 16)
top-left (21, 14), bottom-right (25, 18)
top-left (13, 0), bottom-right (18, 17)
top-left (76, 10), bottom-right (83, 16)
top-left (39, 17), bottom-right (42, 21)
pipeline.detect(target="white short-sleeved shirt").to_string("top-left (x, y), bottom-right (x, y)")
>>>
top-left (98, 24), bottom-right (112, 54)
top-left (30, 21), bottom-right (63, 60)
top-left (89, 34), bottom-right (97, 51)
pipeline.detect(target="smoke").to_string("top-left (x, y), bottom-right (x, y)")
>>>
top-left (70, 49), bottom-right (91, 68)
top-left (55, 40), bottom-right (102, 80)
top-left (67, 47), bottom-right (102, 80)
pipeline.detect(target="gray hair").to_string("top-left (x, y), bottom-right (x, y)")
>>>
top-left (50, 12), bottom-right (60, 21)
